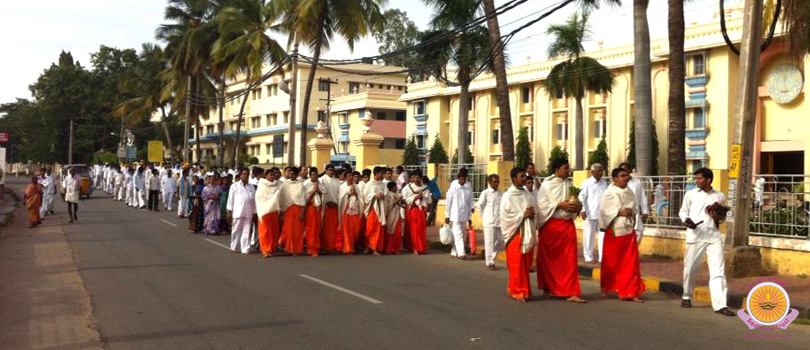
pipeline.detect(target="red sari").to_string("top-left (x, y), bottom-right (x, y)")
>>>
top-left (305, 204), bottom-right (321, 256)
top-left (384, 218), bottom-right (403, 254)
top-left (258, 212), bottom-right (280, 254)
top-left (365, 209), bottom-right (385, 252)
top-left (506, 232), bottom-right (533, 300)
top-left (536, 218), bottom-right (581, 297)
top-left (25, 183), bottom-right (43, 226)
top-left (601, 228), bottom-right (646, 299)
top-left (321, 206), bottom-right (339, 253)
top-left (407, 206), bottom-right (428, 253)
top-left (341, 210), bottom-right (361, 254)
top-left (280, 205), bottom-right (304, 254)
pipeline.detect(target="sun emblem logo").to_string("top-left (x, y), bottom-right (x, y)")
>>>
top-left (746, 282), bottom-right (790, 326)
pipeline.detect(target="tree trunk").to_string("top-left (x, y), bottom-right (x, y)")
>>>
top-left (482, 0), bottom-right (515, 162)
top-left (218, 74), bottom-right (226, 168)
top-left (633, 0), bottom-right (654, 176)
top-left (232, 75), bottom-right (251, 168)
top-left (575, 97), bottom-right (585, 170)
top-left (183, 75), bottom-right (191, 164)
top-left (194, 75), bottom-right (202, 165)
top-left (667, 0), bottom-right (686, 176)
top-left (160, 106), bottom-right (179, 162)
top-left (457, 64), bottom-right (471, 165)
top-left (287, 38), bottom-right (299, 167)
top-left (299, 20), bottom-right (325, 167)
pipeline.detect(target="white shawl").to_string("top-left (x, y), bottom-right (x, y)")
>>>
top-left (598, 184), bottom-right (637, 237)
top-left (303, 179), bottom-right (324, 208)
top-left (319, 174), bottom-right (341, 204)
top-left (536, 175), bottom-right (576, 228)
top-left (280, 179), bottom-right (307, 211)
top-left (255, 179), bottom-right (281, 217)
top-left (402, 183), bottom-right (431, 209)
top-left (363, 179), bottom-right (387, 225)
top-left (338, 182), bottom-right (362, 226)
top-left (500, 185), bottom-right (537, 254)
top-left (384, 191), bottom-right (402, 234)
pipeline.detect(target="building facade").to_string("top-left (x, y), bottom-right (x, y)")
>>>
top-left (401, 10), bottom-right (809, 176)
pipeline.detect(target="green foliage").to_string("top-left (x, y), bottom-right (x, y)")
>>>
top-left (515, 127), bottom-right (533, 168)
top-left (92, 151), bottom-right (119, 165)
top-left (452, 147), bottom-right (475, 164)
top-left (371, 9), bottom-right (423, 80)
top-left (750, 208), bottom-right (809, 237)
top-left (249, 157), bottom-right (259, 165)
top-left (627, 117), bottom-right (660, 175)
top-left (544, 145), bottom-right (570, 176)
top-left (588, 138), bottom-right (609, 169)
top-left (427, 135), bottom-right (449, 164)
top-left (402, 137), bottom-right (421, 165)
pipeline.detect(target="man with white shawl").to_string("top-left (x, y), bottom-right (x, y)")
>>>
top-left (619, 162), bottom-right (649, 245)
top-left (319, 164), bottom-right (342, 253)
top-left (279, 167), bottom-right (307, 255)
top-left (383, 181), bottom-right (404, 254)
top-left (535, 159), bottom-right (585, 303)
top-left (500, 167), bottom-right (536, 302)
top-left (363, 167), bottom-right (387, 255)
top-left (339, 171), bottom-right (363, 254)
top-left (402, 170), bottom-right (432, 255)
top-left (303, 167), bottom-right (324, 256)
top-left (598, 167), bottom-right (645, 302)
top-left (256, 169), bottom-right (282, 258)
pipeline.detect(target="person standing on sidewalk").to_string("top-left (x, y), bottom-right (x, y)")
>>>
top-left (500, 167), bottom-right (536, 302)
top-left (579, 163), bottom-right (608, 264)
top-left (37, 168), bottom-right (53, 218)
top-left (678, 168), bottom-right (734, 316)
top-left (424, 175), bottom-right (441, 227)
top-left (619, 162), bottom-right (649, 245)
top-left (227, 169), bottom-right (256, 255)
top-left (64, 168), bottom-right (80, 223)
top-left (445, 168), bottom-right (474, 259)
top-left (477, 174), bottom-right (503, 270)
top-left (25, 176), bottom-right (43, 228)
top-left (598, 168), bottom-right (645, 303)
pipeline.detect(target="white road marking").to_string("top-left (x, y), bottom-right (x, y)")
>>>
top-left (205, 238), bottom-right (232, 251)
top-left (160, 219), bottom-right (178, 227)
top-left (299, 274), bottom-right (383, 304)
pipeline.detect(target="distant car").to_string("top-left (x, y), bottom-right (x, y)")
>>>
top-left (60, 164), bottom-right (92, 200)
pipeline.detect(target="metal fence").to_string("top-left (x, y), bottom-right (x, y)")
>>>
top-left (403, 164), bottom-right (428, 177)
top-left (636, 175), bottom-right (696, 229)
top-left (438, 163), bottom-right (488, 200)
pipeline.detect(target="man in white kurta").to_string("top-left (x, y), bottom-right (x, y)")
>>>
top-left (38, 169), bottom-right (53, 217)
top-left (476, 174), bottom-right (503, 269)
top-left (363, 169), bottom-right (388, 254)
top-left (319, 165), bottom-right (342, 252)
top-left (500, 168), bottom-right (537, 301)
top-left (444, 170), bottom-right (474, 258)
top-left (227, 169), bottom-right (257, 254)
top-left (620, 163), bottom-right (649, 244)
top-left (678, 168), bottom-right (734, 316)
top-left (123, 167), bottom-right (133, 204)
top-left (133, 167), bottom-right (146, 209)
top-left (578, 163), bottom-right (608, 263)
top-left (162, 170), bottom-right (176, 211)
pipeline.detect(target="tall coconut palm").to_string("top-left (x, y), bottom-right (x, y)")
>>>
top-left (633, 0), bottom-right (653, 176)
top-left (667, 0), bottom-right (686, 176)
top-left (214, 0), bottom-right (286, 168)
top-left (270, 0), bottom-right (385, 166)
top-left (544, 11), bottom-right (614, 170)
top-left (781, 0), bottom-right (810, 55)
top-left (421, 0), bottom-right (494, 165)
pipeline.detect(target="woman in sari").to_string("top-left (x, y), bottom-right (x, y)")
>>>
top-left (24, 176), bottom-right (43, 228)
top-left (202, 174), bottom-right (223, 235)
top-left (187, 176), bottom-right (205, 233)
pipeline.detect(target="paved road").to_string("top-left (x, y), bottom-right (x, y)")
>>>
top-left (20, 183), bottom-right (810, 349)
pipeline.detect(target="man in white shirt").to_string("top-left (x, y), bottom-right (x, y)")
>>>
top-left (444, 168), bottom-right (474, 259)
top-left (619, 162), bottom-right (649, 244)
top-left (133, 167), bottom-right (146, 209)
top-left (227, 169), bottom-right (257, 254)
top-left (162, 170), bottom-right (176, 211)
top-left (678, 168), bottom-right (734, 316)
top-left (476, 174), bottom-right (503, 270)
top-left (525, 162), bottom-right (542, 192)
top-left (395, 165), bottom-right (408, 191)
top-left (113, 167), bottom-right (124, 202)
top-left (578, 163), bottom-right (608, 263)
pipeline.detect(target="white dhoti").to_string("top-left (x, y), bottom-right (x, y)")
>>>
top-left (113, 184), bottom-right (121, 200)
top-left (230, 217), bottom-right (253, 254)
top-left (483, 227), bottom-right (503, 266)
top-left (135, 189), bottom-right (145, 208)
top-left (126, 186), bottom-right (134, 206)
top-left (450, 221), bottom-right (467, 257)
top-left (682, 240), bottom-right (728, 311)
top-left (40, 192), bottom-right (53, 217)
top-left (582, 219), bottom-right (604, 262)
top-left (177, 196), bottom-right (189, 217)
top-left (164, 191), bottom-right (175, 211)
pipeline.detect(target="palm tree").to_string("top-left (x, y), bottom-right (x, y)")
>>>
top-left (633, 0), bottom-right (653, 176)
top-left (782, 0), bottom-right (810, 55)
top-left (114, 43), bottom-right (180, 162)
top-left (214, 0), bottom-right (286, 168)
top-left (421, 0), bottom-right (493, 165)
top-left (667, 0), bottom-right (685, 176)
top-left (270, 0), bottom-right (385, 166)
top-left (544, 11), bottom-right (614, 170)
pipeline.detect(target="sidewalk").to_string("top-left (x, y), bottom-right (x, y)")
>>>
top-left (0, 183), bottom-right (103, 350)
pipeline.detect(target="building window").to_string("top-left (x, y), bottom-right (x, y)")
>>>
top-left (317, 110), bottom-right (328, 123)
top-left (693, 54), bottom-right (705, 76)
top-left (250, 117), bottom-right (260, 129)
top-left (492, 129), bottom-right (500, 144)
top-left (693, 108), bottom-right (705, 128)
top-left (340, 141), bottom-right (349, 153)
top-left (395, 139), bottom-right (406, 149)
top-left (522, 87), bottom-right (530, 104)
top-left (318, 80), bottom-right (330, 92)
top-left (466, 130), bottom-right (474, 145)
top-left (339, 112), bottom-right (348, 124)
top-left (267, 114), bottom-right (277, 126)
top-left (206, 125), bottom-right (214, 135)
top-left (395, 111), bottom-right (406, 121)
top-left (349, 82), bottom-right (360, 94)
top-left (556, 122), bottom-right (568, 141)
top-left (230, 122), bottom-right (237, 131)
top-left (414, 100), bottom-right (426, 115)
top-left (594, 119), bottom-right (606, 139)
top-left (376, 112), bottom-right (386, 120)
top-left (398, 86), bottom-right (403, 91)
top-left (283, 111), bottom-right (289, 124)
top-left (416, 135), bottom-right (426, 149)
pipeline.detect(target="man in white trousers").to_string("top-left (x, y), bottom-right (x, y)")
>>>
top-left (578, 163), bottom-right (608, 264)
top-left (444, 168), bottom-right (474, 259)
top-left (619, 162), bottom-right (649, 244)
top-left (113, 167), bottom-right (124, 201)
top-left (133, 167), bottom-right (146, 209)
top-left (678, 168), bottom-right (734, 316)
top-left (162, 169), bottom-right (176, 211)
top-left (227, 169), bottom-right (256, 254)
top-left (177, 168), bottom-right (191, 218)
top-left (123, 166), bottom-right (133, 204)
top-left (476, 174), bottom-right (502, 270)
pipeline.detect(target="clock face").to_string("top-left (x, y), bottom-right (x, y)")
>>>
top-left (767, 64), bottom-right (804, 104)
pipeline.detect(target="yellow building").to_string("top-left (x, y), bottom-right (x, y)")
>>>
top-left (401, 12), bottom-right (809, 176)
top-left (191, 61), bottom-right (408, 169)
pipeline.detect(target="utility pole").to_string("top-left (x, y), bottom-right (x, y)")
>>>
top-left (728, 0), bottom-right (764, 249)
top-left (318, 77), bottom-right (338, 155)
top-left (286, 36), bottom-right (299, 167)
top-left (183, 75), bottom-right (192, 165)
top-left (68, 117), bottom-right (74, 164)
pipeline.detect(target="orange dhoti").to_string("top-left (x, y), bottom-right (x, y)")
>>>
top-left (506, 232), bottom-right (533, 300)
top-left (258, 212), bottom-right (280, 254)
top-left (280, 205), bottom-right (304, 254)
top-left (365, 209), bottom-right (385, 252)
top-left (342, 212), bottom-right (361, 254)
top-left (536, 218), bottom-right (581, 297)
top-left (601, 228), bottom-right (646, 299)
top-left (384, 219), bottom-right (403, 254)
top-left (407, 206), bottom-right (428, 253)
top-left (305, 204), bottom-right (321, 256)
top-left (321, 205), bottom-right (339, 253)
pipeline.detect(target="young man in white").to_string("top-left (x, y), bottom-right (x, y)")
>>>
top-left (227, 169), bottom-right (257, 254)
top-left (133, 167), bottom-right (146, 209)
top-left (162, 170), bottom-right (176, 211)
top-left (678, 167), bottom-right (734, 316)
top-left (578, 163), bottom-right (608, 263)
top-left (444, 168), bottom-right (474, 259)
top-left (619, 162), bottom-right (649, 244)
top-left (476, 174), bottom-right (503, 270)
top-left (113, 167), bottom-right (124, 201)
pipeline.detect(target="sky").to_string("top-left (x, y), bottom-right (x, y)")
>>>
top-left (0, 0), bottom-right (722, 105)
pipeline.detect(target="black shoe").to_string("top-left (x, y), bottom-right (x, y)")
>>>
top-left (681, 299), bottom-right (692, 308)
top-left (715, 307), bottom-right (735, 316)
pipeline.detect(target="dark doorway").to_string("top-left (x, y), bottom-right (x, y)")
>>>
top-left (760, 151), bottom-right (804, 175)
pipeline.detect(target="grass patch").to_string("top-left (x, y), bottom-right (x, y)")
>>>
top-left (797, 273), bottom-right (808, 280)
top-left (792, 317), bottom-right (810, 326)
